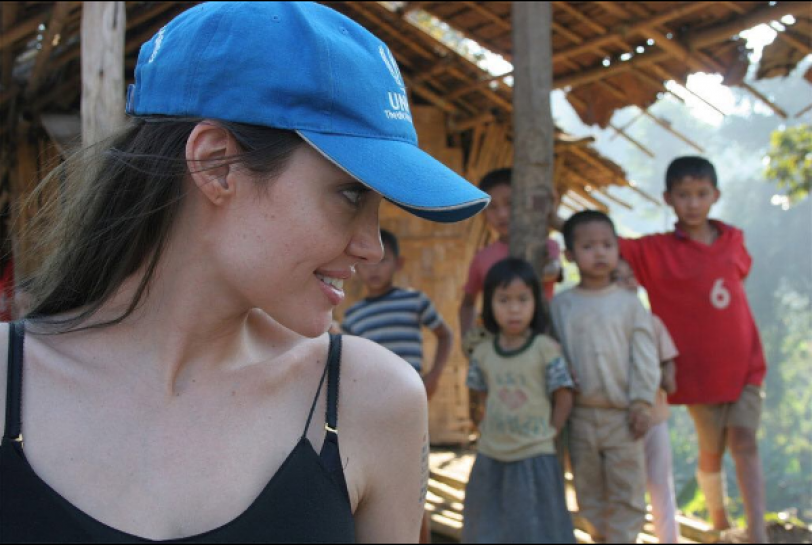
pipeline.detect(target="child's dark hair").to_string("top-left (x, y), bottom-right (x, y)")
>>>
top-left (482, 257), bottom-right (547, 335)
top-left (380, 229), bottom-right (400, 258)
top-left (479, 168), bottom-right (512, 194)
top-left (665, 156), bottom-right (718, 191)
top-left (562, 210), bottom-right (616, 251)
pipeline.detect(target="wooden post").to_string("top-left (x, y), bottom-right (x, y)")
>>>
top-left (81, 1), bottom-right (126, 148)
top-left (511, 2), bottom-right (553, 275)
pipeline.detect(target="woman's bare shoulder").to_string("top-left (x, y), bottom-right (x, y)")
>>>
top-left (339, 335), bottom-right (427, 417)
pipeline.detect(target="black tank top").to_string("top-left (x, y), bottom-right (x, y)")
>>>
top-left (0, 322), bottom-right (355, 543)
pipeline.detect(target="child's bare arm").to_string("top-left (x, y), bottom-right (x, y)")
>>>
top-left (628, 401), bottom-right (652, 440)
top-left (423, 322), bottom-right (453, 400)
top-left (458, 292), bottom-right (477, 345)
top-left (469, 390), bottom-right (487, 426)
top-left (661, 359), bottom-right (677, 395)
top-left (550, 388), bottom-right (573, 434)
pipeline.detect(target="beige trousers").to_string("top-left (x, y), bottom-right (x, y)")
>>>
top-left (571, 407), bottom-right (647, 543)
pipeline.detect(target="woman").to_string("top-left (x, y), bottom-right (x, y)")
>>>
top-left (0, 3), bottom-right (489, 542)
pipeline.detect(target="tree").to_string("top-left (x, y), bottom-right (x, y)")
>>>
top-left (764, 124), bottom-right (812, 204)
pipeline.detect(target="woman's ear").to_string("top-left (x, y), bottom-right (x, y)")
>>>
top-left (186, 121), bottom-right (239, 206)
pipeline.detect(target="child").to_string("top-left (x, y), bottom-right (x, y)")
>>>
top-left (458, 168), bottom-right (562, 345)
top-left (550, 210), bottom-right (660, 543)
top-left (342, 229), bottom-right (453, 399)
top-left (463, 257), bottom-right (575, 543)
top-left (618, 156), bottom-right (768, 542)
top-left (615, 258), bottom-right (680, 544)
top-left (342, 229), bottom-right (453, 543)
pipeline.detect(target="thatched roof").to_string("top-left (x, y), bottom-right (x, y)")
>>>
top-left (0, 1), bottom-right (809, 209)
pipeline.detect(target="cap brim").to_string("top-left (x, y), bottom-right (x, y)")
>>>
top-left (297, 131), bottom-right (490, 223)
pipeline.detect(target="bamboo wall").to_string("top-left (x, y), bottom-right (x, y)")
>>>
top-left (335, 105), bottom-right (513, 445)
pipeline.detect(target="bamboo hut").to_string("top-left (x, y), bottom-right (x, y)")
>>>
top-left (0, 2), bottom-right (809, 448)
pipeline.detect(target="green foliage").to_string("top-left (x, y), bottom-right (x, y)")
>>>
top-left (764, 124), bottom-right (812, 203)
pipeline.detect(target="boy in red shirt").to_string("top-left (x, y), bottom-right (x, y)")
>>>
top-left (619, 156), bottom-right (767, 543)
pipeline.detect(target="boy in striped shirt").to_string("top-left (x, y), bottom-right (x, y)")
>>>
top-left (342, 229), bottom-right (453, 399)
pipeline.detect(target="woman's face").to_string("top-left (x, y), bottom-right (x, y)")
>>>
top-left (212, 144), bottom-right (384, 337)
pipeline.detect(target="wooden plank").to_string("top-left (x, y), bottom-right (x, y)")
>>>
top-left (511, 1), bottom-right (554, 277)
top-left (25, 2), bottom-right (74, 100)
top-left (81, 2), bottom-right (126, 148)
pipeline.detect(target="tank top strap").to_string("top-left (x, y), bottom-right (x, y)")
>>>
top-left (320, 333), bottom-right (349, 501)
top-left (324, 333), bottom-right (342, 436)
top-left (3, 321), bottom-right (25, 445)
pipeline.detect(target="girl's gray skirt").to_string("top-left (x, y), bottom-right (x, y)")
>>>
top-left (462, 452), bottom-right (575, 543)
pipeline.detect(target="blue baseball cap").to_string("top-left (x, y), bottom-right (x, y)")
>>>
top-left (126, 1), bottom-right (490, 223)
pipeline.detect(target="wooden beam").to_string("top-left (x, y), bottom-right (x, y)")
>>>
top-left (639, 108), bottom-right (705, 153)
top-left (647, 64), bottom-right (727, 117)
top-left (82, 2), bottom-right (126, 148)
top-left (739, 82), bottom-right (789, 119)
top-left (48, 2), bottom-right (183, 72)
top-left (449, 111), bottom-right (495, 133)
top-left (553, 2), bottom-right (707, 63)
top-left (2, 3), bottom-right (19, 91)
top-left (511, 1), bottom-right (554, 275)
top-left (641, 27), bottom-right (789, 119)
top-left (795, 102), bottom-right (812, 119)
top-left (627, 180), bottom-right (663, 206)
top-left (567, 145), bottom-right (624, 180)
top-left (33, 75), bottom-right (80, 111)
top-left (463, 2), bottom-right (510, 32)
top-left (598, 188), bottom-right (633, 210)
top-left (555, 2), bottom-right (803, 90)
top-left (0, 12), bottom-right (46, 51)
top-left (610, 123), bottom-right (655, 158)
top-left (347, 2), bottom-right (435, 61)
top-left (770, 24), bottom-right (812, 56)
top-left (25, 2), bottom-right (74, 100)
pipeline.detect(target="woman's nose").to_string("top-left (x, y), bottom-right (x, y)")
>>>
top-left (348, 206), bottom-right (384, 265)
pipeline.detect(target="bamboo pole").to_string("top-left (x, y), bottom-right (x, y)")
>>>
top-left (739, 82), bottom-right (789, 119)
top-left (81, 2), bottom-right (126, 148)
top-left (511, 1), bottom-right (554, 276)
top-left (609, 123), bottom-right (656, 158)
top-left (639, 108), bottom-right (705, 153)
top-left (795, 102), bottom-right (812, 118)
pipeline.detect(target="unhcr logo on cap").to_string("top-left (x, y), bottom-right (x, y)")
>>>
top-left (380, 46), bottom-right (411, 123)
top-left (380, 45), bottom-right (404, 88)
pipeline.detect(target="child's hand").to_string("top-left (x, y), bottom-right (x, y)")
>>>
top-left (423, 372), bottom-right (441, 400)
top-left (628, 402), bottom-right (652, 440)
top-left (661, 360), bottom-right (677, 395)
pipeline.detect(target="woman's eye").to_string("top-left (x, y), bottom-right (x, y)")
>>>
top-left (341, 188), bottom-right (364, 205)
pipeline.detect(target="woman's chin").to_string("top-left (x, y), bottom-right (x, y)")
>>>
top-left (278, 313), bottom-right (333, 339)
